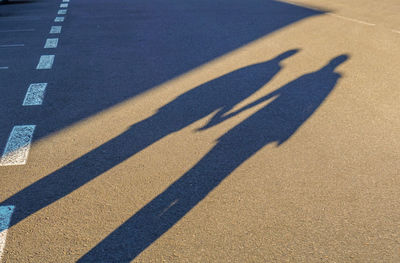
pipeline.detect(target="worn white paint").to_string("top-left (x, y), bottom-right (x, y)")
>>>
top-left (50, 26), bottom-right (62, 34)
top-left (0, 206), bottom-right (15, 261)
top-left (54, 17), bottom-right (65, 22)
top-left (63, 0), bottom-right (69, 2)
top-left (0, 67), bottom-right (8, 70)
top-left (36, 55), bottom-right (55, 69)
top-left (58, 9), bottom-right (67, 15)
top-left (0, 125), bottom-right (36, 166)
top-left (60, 3), bottom-right (68, 8)
top-left (44, 38), bottom-right (58, 49)
top-left (23, 83), bottom-right (47, 106)
top-left (329, 13), bottom-right (375, 26)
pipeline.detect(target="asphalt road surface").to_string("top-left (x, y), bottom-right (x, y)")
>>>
top-left (0, 0), bottom-right (399, 261)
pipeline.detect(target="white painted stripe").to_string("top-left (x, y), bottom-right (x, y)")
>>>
top-left (0, 44), bottom-right (24, 47)
top-left (329, 13), bottom-right (375, 26)
top-left (60, 3), bottom-right (68, 8)
top-left (0, 29), bottom-right (35, 33)
top-left (0, 67), bottom-right (8, 70)
top-left (50, 26), bottom-right (62, 34)
top-left (23, 83), bottom-right (47, 106)
top-left (36, 55), bottom-right (55, 70)
top-left (0, 125), bottom-right (36, 166)
top-left (63, 0), bottom-right (69, 2)
top-left (44, 38), bottom-right (58, 49)
top-left (57, 9), bottom-right (67, 15)
top-left (0, 206), bottom-right (15, 261)
top-left (54, 17), bottom-right (65, 22)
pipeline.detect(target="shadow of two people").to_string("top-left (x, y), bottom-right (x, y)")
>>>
top-left (1, 49), bottom-right (348, 261)
top-left (78, 53), bottom-right (348, 261)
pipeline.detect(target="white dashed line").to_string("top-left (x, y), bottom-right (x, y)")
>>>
top-left (0, 29), bottom-right (35, 33)
top-left (0, 206), bottom-right (15, 261)
top-left (63, 0), bottom-right (69, 2)
top-left (50, 26), bottom-right (62, 34)
top-left (0, 125), bottom-right (36, 166)
top-left (54, 17), bottom-right (65, 22)
top-left (0, 44), bottom-right (24, 48)
top-left (36, 55), bottom-right (55, 69)
top-left (44, 38), bottom-right (58, 49)
top-left (329, 13), bottom-right (375, 26)
top-left (23, 83), bottom-right (47, 106)
top-left (57, 9), bottom-right (67, 15)
top-left (60, 3), bottom-right (68, 8)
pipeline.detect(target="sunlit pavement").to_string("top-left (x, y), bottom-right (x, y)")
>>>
top-left (0, 0), bottom-right (399, 261)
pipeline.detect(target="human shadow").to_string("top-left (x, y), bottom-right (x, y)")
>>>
top-left (78, 54), bottom-right (348, 262)
top-left (1, 50), bottom-right (298, 228)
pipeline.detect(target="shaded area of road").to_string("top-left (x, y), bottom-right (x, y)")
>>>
top-left (0, 0), bottom-right (322, 147)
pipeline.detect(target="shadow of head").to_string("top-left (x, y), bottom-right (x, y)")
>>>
top-left (327, 54), bottom-right (349, 70)
top-left (274, 48), bottom-right (300, 61)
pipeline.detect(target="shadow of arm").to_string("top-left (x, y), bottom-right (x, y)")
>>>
top-left (198, 88), bottom-right (281, 131)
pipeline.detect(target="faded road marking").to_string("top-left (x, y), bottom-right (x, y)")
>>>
top-left (44, 38), bottom-right (58, 48)
top-left (60, 3), bottom-right (68, 8)
top-left (0, 125), bottom-right (36, 166)
top-left (50, 26), bottom-right (62, 34)
top-left (0, 67), bottom-right (8, 70)
top-left (58, 9), bottom-right (67, 15)
top-left (329, 13), bottom-right (375, 26)
top-left (23, 83), bottom-right (47, 106)
top-left (36, 55), bottom-right (55, 69)
top-left (54, 17), bottom-right (65, 22)
top-left (0, 206), bottom-right (15, 261)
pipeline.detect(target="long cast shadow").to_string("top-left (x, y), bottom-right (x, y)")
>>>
top-left (78, 55), bottom-right (349, 262)
top-left (1, 50), bottom-right (298, 228)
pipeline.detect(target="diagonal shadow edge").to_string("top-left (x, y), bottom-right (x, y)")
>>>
top-left (0, 0), bottom-right (333, 259)
top-left (1, 1), bottom-right (325, 223)
top-left (0, 0), bottom-right (326, 148)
